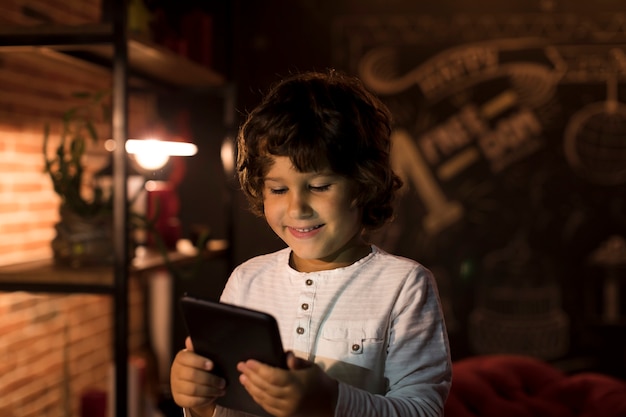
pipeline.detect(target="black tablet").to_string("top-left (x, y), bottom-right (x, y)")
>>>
top-left (179, 295), bottom-right (287, 417)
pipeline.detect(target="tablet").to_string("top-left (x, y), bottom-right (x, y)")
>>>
top-left (179, 295), bottom-right (287, 417)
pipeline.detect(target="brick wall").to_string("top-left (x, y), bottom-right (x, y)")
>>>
top-left (0, 281), bottom-right (146, 417)
top-left (0, 2), bottom-right (158, 416)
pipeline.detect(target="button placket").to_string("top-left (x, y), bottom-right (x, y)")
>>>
top-left (294, 275), bottom-right (317, 352)
top-left (297, 275), bottom-right (315, 319)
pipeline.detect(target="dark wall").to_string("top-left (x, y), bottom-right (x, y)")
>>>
top-left (169, 0), bottom-right (626, 374)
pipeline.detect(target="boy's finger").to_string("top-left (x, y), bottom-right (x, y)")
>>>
top-left (185, 336), bottom-right (194, 350)
top-left (177, 350), bottom-right (215, 371)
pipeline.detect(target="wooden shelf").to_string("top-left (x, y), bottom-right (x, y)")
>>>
top-left (0, 23), bottom-right (114, 46)
top-left (64, 38), bottom-right (226, 88)
top-left (0, 23), bottom-right (225, 88)
top-left (0, 259), bottom-right (115, 294)
top-left (0, 16), bottom-right (231, 417)
top-left (0, 240), bottom-right (229, 294)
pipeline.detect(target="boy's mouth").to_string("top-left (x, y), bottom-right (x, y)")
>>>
top-left (294, 225), bottom-right (323, 233)
top-left (290, 224), bottom-right (324, 233)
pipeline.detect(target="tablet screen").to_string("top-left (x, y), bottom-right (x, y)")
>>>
top-left (179, 295), bottom-right (287, 416)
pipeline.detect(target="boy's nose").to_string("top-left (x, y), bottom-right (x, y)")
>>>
top-left (288, 192), bottom-right (313, 218)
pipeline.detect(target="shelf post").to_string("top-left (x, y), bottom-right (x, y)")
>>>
top-left (112, 0), bottom-right (129, 416)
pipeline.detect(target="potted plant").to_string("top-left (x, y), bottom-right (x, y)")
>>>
top-left (44, 90), bottom-right (116, 268)
top-left (43, 91), bottom-right (210, 273)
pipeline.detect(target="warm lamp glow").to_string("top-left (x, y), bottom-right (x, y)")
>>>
top-left (125, 139), bottom-right (198, 170)
top-left (133, 151), bottom-right (170, 170)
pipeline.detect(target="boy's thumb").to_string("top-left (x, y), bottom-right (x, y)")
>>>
top-left (185, 336), bottom-right (194, 351)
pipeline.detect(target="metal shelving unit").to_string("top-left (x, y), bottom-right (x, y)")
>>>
top-left (0, 1), bottom-right (230, 415)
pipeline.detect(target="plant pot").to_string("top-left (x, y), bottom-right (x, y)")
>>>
top-left (51, 206), bottom-right (115, 268)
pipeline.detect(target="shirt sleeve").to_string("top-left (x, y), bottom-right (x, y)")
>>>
top-left (334, 267), bottom-right (452, 417)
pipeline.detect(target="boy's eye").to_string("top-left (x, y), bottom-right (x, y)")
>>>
top-left (309, 184), bottom-right (331, 192)
top-left (269, 187), bottom-right (287, 195)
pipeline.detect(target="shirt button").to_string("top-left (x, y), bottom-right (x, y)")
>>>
top-left (352, 344), bottom-right (360, 352)
top-left (301, 303), bottom-right (309, 310)
top-left (296, 327), bottom-right (305, 334)
top-left (305, 279), bottom-right (313, 286)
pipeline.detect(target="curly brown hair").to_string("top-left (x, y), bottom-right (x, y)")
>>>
top-left (237, 70), bottom-right (402, 230)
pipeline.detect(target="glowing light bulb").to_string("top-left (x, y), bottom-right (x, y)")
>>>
top-left (125, 139), bottom-right (197, 170)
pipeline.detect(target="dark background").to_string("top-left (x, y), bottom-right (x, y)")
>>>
top-left (145, 0), bottom-right (626, 377)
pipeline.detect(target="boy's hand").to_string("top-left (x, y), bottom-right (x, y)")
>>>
top-left (237, 351), bottom-right (338, 417)
top-left (170, 337), bottom-right (226, 417)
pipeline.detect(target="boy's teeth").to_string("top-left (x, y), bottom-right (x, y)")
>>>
top-left (297, 225), bottom-right (320, 232)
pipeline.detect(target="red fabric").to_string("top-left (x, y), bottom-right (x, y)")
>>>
top-left (444, 355), bottom-right (626, 417)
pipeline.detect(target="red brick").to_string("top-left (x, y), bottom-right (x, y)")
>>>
top-left (26, 200), bottom-right (59, 212)
top-left (13, 141), bottom-right (44, 154)
top-left (0, 201), bottom-right (20, 213)
top-left (10, 182), bottom-right (45, 193)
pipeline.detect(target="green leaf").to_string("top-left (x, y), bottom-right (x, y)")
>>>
top-left (72, 91), bottom-right (92, 99)
top-left (63, 108), bottom-right (78, 123)
top-left (85, 121), bottom-right (98, 143)
top-left (44, 89), bottom-right (113, 220)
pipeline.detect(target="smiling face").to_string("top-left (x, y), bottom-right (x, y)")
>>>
top-left (263, 156), bottom-right (369, 272)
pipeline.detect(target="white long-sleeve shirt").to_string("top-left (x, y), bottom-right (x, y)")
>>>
top-left (212, 245), bottom-right (451, 417)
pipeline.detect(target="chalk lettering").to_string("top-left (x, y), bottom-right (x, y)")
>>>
top-left (479, 109), bottom-right (543, 170)
top-left (419, 105), bottom-right (488, 165)
top-left (418, 48), bottom-right (499, 96)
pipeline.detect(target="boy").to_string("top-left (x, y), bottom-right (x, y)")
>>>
top-left (170, 70), bottom-right (451, 417)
